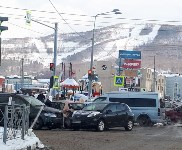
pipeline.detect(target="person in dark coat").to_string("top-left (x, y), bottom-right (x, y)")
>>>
top-left (37, 92), bottom-right (45, 103)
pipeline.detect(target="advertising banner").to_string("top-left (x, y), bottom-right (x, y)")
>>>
top-left (122, 59), bottom-right (141, 69)
top-left (122, 70), bottom-right (138, 77)
top-left (119, 50), bottom-right (141, 59)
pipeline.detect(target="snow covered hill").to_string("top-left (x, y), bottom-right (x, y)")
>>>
top-left (1, 23), bottom-right (182, 76)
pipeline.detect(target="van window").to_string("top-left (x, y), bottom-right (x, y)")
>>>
top-left (109, 98), bottom-right (156, 107)
top-left (94, 97), bottom-right (107, 102)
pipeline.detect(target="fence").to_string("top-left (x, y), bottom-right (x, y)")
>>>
top-left (0, 102), bottom-right (30, 144)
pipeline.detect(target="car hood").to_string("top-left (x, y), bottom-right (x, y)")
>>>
top-left (74, 110), bottom-right (100, 115)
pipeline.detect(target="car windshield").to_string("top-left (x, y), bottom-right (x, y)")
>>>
top-left (68, 103), bottom-right (84, 110)
top-left (93, 97), bottom-right (107, 102)
top-left (19, 95), bottom-right (45, 106)
top-left (82, 103), bottom-right (108, 111)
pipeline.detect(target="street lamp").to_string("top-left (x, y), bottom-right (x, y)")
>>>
top-left (88, 9), bottom-right (122, 98)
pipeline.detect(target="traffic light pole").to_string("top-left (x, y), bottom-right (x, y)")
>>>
top-left (28, 17), bottom-right (58, 97)
top-left (0, 17), bottom-right (8, 66)
top-left (0, 37), bottom-right (1, 66)
top-left (52, 23), bottom-right (58, 97)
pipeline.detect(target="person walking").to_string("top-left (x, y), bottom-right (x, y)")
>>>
top-left (37, 92), bottom-right (45, 103)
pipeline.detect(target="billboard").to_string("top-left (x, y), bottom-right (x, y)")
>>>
top-left (119, 50), bottom-right (141, 59)
top-left (122, 70), bottom-right (138, 77)
top-left (122, 59), bottom-right (141, 69)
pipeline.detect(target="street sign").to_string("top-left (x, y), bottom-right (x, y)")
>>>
top-left (119, 50), bottom-right (141, 59)
top-left (26, 11), bottom-right (31, 24)
top-left (122, 59), bottom-right (141, 69)
top-left (115, 58), bottom-right (124, 66)
top-left (114, 76), bottom-right (125, 87)
top-left (53, 76), bottom-right (59, 89)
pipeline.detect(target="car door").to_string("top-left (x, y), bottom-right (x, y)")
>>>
top-left (103, 104), bottom-right (117, 127)
top-left (116, 103), bottom-right (127, 126)
top-left (174, 106), bottom-right (182, 121)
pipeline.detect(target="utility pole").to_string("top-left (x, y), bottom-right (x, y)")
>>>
top-left (25, 12), bottom-right (58, 97)
top-left (21, 58), bottom-right (24, 88)
top-left (52, 23), bottom-right (58, 97)
top-left (153, 55), bottom-right (156, 92)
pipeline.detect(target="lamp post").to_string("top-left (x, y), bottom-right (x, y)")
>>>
top-left (88, 9), bottom-right (122, 98)
top-left (153, 55), bottom-right (156, 92)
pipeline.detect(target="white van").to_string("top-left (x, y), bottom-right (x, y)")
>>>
top-left (93, 91), bottom-right (162, 126)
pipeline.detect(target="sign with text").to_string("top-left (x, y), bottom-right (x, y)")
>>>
top-left (119, 50), bottom-right (141, 59)
top-left (122, 70), bottom-right (138, 77)
top-left (122, 59), bottom-right (141, 69)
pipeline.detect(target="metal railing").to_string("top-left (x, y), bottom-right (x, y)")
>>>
top-left (0, 102), bottom-right (30, 144)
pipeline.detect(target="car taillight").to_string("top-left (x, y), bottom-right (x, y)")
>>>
top-left (158, 108), bottom-right (160, 116)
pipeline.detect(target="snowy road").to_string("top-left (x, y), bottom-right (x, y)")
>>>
top-left (34, 124), bottom-right (182, 150)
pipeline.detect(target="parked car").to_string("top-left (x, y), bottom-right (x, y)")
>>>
top-left (51, 100), bottom-right (85, 128)
top-left (165, 105), bottom-right (182, 124)
top-left (93, 91), bottom-right (162, 126)
top-left (0, 93), bottom-right (63, 130)
top-left (71, 102), bottom-right (134, 131)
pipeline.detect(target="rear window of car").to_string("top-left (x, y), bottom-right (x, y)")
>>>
top-left (83, 103), bottom-right (108, 111)
top-left (19, 95), bottom-right (44, 106)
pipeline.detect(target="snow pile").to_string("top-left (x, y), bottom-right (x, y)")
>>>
top-left (0, 128), bottom-right (44, 150)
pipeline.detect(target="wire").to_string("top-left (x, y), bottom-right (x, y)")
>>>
top-left (0, 5), bottom-right (89, 17)
top-left (8, 22), bottom-right (47, 35)
top-left (1, 4), bottom-right (182, 26)
top-left (48, 0), bottom-right (90, 40)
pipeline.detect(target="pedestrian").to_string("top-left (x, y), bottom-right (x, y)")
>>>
top-left (37, 92), bottom-right (45, 103)
top-left (29, 92), bottom-right (35, 97)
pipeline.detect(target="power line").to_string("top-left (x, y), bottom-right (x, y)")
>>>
top-left (48, 0), bottom-right (90, 40)
top-left (1, 5), bottom-right (182, 26)
top-left (8, 22), bottom-right (47, 35)
top-left (0, 5), bottom-right (89, 17)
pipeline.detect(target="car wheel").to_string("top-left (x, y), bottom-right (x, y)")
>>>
top-left (97, 120), bottom-right (105, 132)
top-left (138, 116), bottom-right (152, 127)
top-left (73, 127), bottom-right (80, 131)
top-left (64, 118), bottom-right (71, 128)
top-left (125, 120), bottom-right (133, 131)
top-left (165, 117), bottom-right (172, 125)
top-left (30, 118), bottom-right (43, 130)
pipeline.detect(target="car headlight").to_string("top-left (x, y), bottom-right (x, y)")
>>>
top-left (87, 112), bottom-right (100, 117)
top-left (44, 113), bottom-right (57, 118)
top-left (72, 111), bottom-right (78, 117)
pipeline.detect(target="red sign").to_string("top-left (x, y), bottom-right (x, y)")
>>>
top-left (122, 59), bottom-right (141, 69)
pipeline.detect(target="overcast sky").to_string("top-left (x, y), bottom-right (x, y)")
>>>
top-left (0, 0), bottom-right (182, 38)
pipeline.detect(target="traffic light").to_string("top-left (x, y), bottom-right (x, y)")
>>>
top-left (49, 76), bottom-right (54, 88)
top-left (0, 17), bottom-right (8, 66)
top-left (88, 70), bottom-right (92, 80)
top-left (50, 63), bottom-right (55, 71)
top-left (0, 17), bottom-right (8, 32)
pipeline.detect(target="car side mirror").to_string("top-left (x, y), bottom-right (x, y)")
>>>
top-left (106, 110), bottom-right (112, 114)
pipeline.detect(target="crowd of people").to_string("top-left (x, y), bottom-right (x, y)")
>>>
top-left (24, 90), bottom-right (52, 107)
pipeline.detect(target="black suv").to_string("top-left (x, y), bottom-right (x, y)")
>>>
top-left (71, 102), bottom-right (134, 131)
top-left (0, 93), bottom-right (63, 130)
